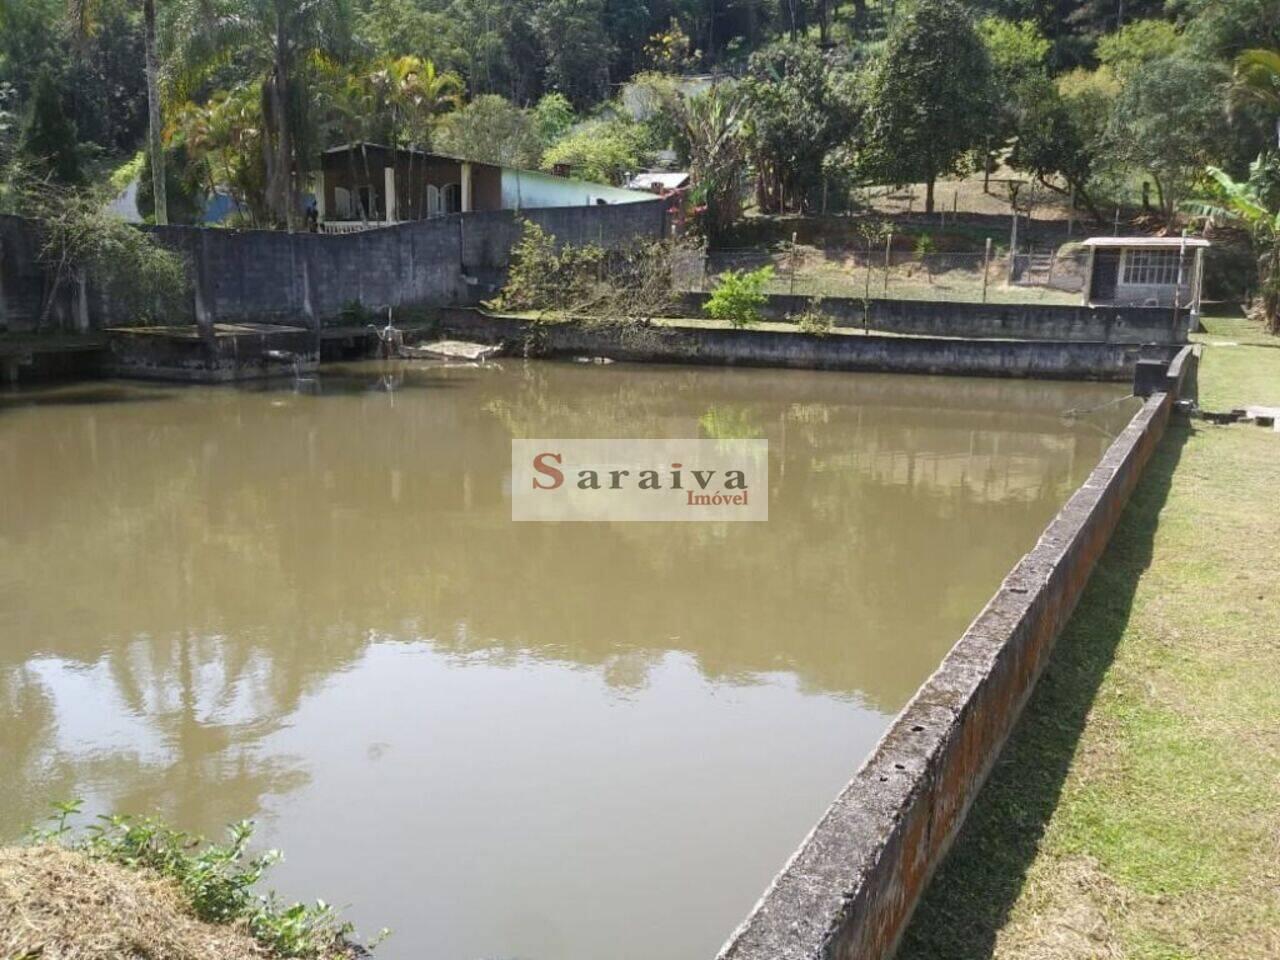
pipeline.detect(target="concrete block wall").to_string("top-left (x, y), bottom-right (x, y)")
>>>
top-left (0, 201), bottom-right (666, 332)
top-left (715, 345), bottom-right (1197, 960)
top-left (676, 292), bottom-right (1190, 344)
top-left (435, 309), bottom-right (1180, 382)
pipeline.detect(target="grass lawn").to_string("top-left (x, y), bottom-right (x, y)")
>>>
top-left (898, 311), bottom-right (1280, 960)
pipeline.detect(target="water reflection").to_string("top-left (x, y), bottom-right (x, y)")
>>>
top-left (0, 361), bottom-right (1137, 960)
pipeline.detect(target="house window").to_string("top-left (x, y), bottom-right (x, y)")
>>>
top-left (1122, 249), bottom-right (1182, 286)
top-left (442, 183), bottom-right (461, 214)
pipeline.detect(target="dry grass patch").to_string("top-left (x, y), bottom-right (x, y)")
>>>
top-left (0, 844), bottom-right (269, 960)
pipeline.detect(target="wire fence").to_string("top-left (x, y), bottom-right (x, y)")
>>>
top-left (681, 246), bottom-right (1091, 305)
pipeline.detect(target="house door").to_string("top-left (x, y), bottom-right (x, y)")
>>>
top-left (1090, 250), bottom-right (1121, 301)
top-left (357, 185), bottom-right (380, 220)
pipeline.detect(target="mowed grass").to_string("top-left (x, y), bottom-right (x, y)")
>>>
top-left (898, 313), bottom-right (1280, 960)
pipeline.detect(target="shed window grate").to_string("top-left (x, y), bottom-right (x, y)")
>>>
top-left (1122, 250), bottom-right (1182, 286)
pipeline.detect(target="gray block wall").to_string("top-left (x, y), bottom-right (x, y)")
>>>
top-left (0, 200), bottom-right (667, 333)
top-left (677, 292), bottom-right (1190, 344)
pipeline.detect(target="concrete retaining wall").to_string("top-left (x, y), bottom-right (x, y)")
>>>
top-left (435, 309), bottom-right (1181, 382)
top-left (0, 201), bottom-right (666, 333)
top-left (716, 346), bottom-right (1198, 960)
top-left (676, 292), bottom-right (1189, 344)
top-left (105, 325), bottom-right (318, 381)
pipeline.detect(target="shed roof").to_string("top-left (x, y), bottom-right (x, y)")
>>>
top-left (1081, 236), bottom-right (1210, 248)
top-left (626, 172), bottom-right (690, 190)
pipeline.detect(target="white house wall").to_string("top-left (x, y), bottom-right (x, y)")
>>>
top-left (500, 169), bottom-right (652, 209)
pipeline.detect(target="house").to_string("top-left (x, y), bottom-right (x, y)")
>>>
top-left (1081, 237), bottom-right (1209, 320)
top-left (315, 143), bottom-right (654, 233)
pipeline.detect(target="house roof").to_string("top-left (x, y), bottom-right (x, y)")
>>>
top-left (320, 141), bottom-right (655, 198)
top-left (626, 172), bottom-right (690, 190)
top-left (321, 142), bottom-right (499, 169)
top-left (1082, 236), bottom-right (1210, 248)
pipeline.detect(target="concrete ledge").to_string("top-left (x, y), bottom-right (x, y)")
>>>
top-left (675, 292), bottom-right (1189, 345)
top-left (436, 309), bottom-right (1180, 382)
top-left (715, 348), bottom-right (1196, 960)
top-left (105, 324), bottom-right (318, 382)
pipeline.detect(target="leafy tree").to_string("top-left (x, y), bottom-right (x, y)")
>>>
top-left (533, 0), bottom-right (613, 107)
top-left (18, 67), bottom-right (83, 184)
top-left (1233, 48), bottom-right (1280, 149)
top-left (433, 94), bottom-right (541, 166)
top-left (356, 0), bottom-right (455, 66)
top-left (980, 17), bottom-right (1051, 90)
top-left (1007, 75), bottom-right (1104, 221)
top-left (740, 40), bottom-right (858, 214)
top-left (861, 0), bottom-right (994, 212)
top-left (1105, 55), bottom-right (1226, 221)
top-left (532, 93), bottom-right (575, 147)
top-left (1095, 18), bottom-right (1182, 83)
top-left (1181, 0), bottom-right (1280, 62)
top-left (979, 17), bottom-right (1050, 174)
top-left (704, 266), bottom-right (773, 327)
top-left (541, 117), bottom-right (652, 184)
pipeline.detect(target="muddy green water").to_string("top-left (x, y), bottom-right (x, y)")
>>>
top-left (0, 361), bottom-right (1137, 960)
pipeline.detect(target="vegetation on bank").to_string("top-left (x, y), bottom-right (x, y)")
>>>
top-left (0, 802), bottom-right (382, 960)
top-left (899, 312), bottom-right (1280, 960)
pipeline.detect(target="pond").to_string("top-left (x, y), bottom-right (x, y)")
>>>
top-left (0, 361), bottom-right (1138, 960)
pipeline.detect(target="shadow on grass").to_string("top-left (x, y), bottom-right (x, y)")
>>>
top-left (896, 416), bottom-right (1193, 960)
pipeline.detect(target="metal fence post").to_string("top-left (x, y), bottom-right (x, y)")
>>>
top-left (790, 231), bottom-right (798, 296)
top-left (884, 232), bottom-right (893, 295)
top-left (982, 237), bottom-right (992, 303)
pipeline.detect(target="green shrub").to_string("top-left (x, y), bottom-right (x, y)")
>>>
top-left (487, 218), bottom-right (604, 316)
top-left (792, 295), bottom-right (835, 336)
top-left (704, 266), bottom-right (774, 327)
top-left (29, 800), bottom-right (381, 958)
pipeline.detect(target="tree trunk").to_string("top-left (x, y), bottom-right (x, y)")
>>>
top-left (925, 175), bottom-right (935, 214)
top-left (143, 0), bottom-right (167, 226)
top-left (1150, 173), bottom-right (1169, 225)
top-left (272, 10), bottom-right (297, 232)
top-left (1069, 177), bottom-right (1106, 225)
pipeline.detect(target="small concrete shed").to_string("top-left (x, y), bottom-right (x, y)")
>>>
top-left (1082, 236), bottom-right (1209, 321)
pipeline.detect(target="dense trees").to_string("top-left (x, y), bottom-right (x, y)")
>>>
top-left (0, 0), bottom-right (1271, 268)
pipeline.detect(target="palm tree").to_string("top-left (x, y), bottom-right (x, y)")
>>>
top-left (364, 55), bottom-right (462, 219)
top-left (1233, 48), bottom-right (1280, 149)
top-left (1193, 160), bottom-right (1280, 333)
top-left (167, 0), bottom-right (353, 231)
top-left (170, 85), bottom-right (267, 225)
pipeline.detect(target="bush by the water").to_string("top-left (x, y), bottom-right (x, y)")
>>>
top-left (704, 266), bottom-right (774, 327)
top-left (1, 800), bottom-right (381, 960)
top-left (487, 218), bottom-right (679, 322)
top-left (791, 295), bottom-right (836, 336)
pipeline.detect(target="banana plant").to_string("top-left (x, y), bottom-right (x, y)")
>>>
top-left (1191, 159), bottom-right (1280, 333)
